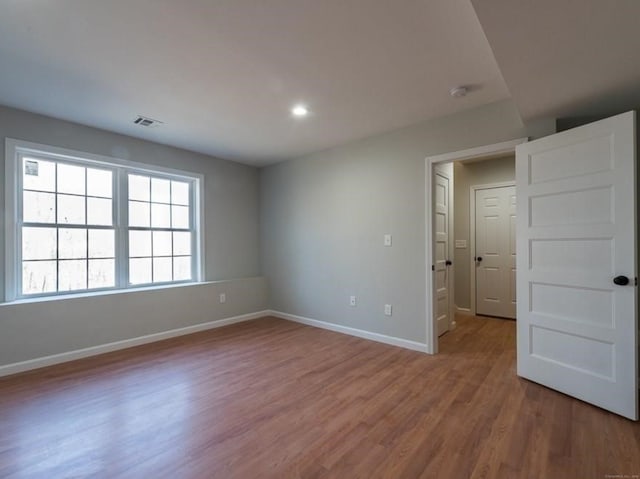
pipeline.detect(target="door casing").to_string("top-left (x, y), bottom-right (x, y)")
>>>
top-left (424, 138), bottom-right (528, 354)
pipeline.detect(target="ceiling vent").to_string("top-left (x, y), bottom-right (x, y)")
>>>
top-left (133, 115), bottom-right (163, 127)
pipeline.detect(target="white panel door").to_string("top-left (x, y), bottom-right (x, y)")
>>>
top-left (434, 165), bottom-right (453, 336)
top-left (516, 111), bottom-right (638, 420)
top-left (475, 186), bottom-right (516, 319)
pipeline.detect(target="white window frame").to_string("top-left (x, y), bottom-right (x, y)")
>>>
top-left (5, 138), bottom-right (205, 301)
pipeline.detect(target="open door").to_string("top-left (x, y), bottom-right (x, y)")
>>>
top-left (516, 111), bottom-right (638, 420)
top-left (434, 163), bottom-right (454, 336)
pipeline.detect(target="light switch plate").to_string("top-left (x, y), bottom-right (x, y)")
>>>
top-left (384, 234), bottom-right (392, 247)
top-left (384, 304), bottom-right (392, 316)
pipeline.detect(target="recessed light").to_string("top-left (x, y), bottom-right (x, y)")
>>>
top-left (291, 105), bottom-right (309, 117)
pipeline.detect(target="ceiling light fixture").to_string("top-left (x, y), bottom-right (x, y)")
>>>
top-left (291, 105), bottom-right (309, 117)
top-left (449, 86), bottom-right (468, 98)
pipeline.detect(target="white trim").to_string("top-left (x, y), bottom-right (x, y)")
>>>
top-left (195, 176), bottom-right (205, 283)
top-left (426, 138), bottom-right (527, 165)
top-left (269, 310), bottom-right (429, 353)
top-left (1, 280), bottom-right (212, 306)
top-left (5, 140), bottom-right (18, 301)
top-left (424, 157), bottom-right (436, 353)
top-left (469, 181), bottom-right (516, 316)
top-left (0, 309), bottom-right (430, 377)
top-left (0, 310), bottom-right (269, 377)
top-left (4, 137), bottom-right (206, 301)
top-left (5, 138), bottom-right (203, 179)
top-left (425, 138), bottom-right (527, 355)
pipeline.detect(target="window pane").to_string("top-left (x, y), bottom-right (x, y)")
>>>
top-left (173, 256), bottom-right (192, 281)
top-left (87, 197), bottom-right (112, 225)
top-left (128, 201), bottom-right (150, 227)
top-left (153, 257), bottom-right (172, 283)
top-left (171, 205), bottom-right (190, 229)
top-left (59, 228), bottom-right (87, 259)
top-left (151, 203), bottom-right (171, 228)
top-left (173, 232), bottom-right (191, 256)
top-left (153, 231), bottom-right (172, 256)
top-left (88, 229), bottom-right (114, 258)
top-left (57, 194), bottom-right (86, 224)
top-left (129, 174), bottom-right (150, 201)
top-left (152, 178), bottom-right (171, 204)
top-left (171, 181), bottom-right (189, 206)
top-left (23, 158), bottom-right (56, 192)
top-left (88, 259), bottom-right (115, 289)
top-left (59, 259), bottom-right (87, 291)
top-left (23, 191), bottom-right (55, 223)
top-left (87, 168), bottom-right (112, 198)
top-left (22, 227), bottom-right (57, 260)
top-left (129, 230), bottom-right (151, 257)
top-left (57, 163), bottom-right (86, 195)
top-left (22, 260), bottom-right (57, 294)
top-left (129, 258), bottom-right (152, 284)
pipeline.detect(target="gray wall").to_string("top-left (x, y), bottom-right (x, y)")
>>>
top-left (260, 100), bottom-right (555, 344)
top-left (453, 155), bottom-right (515, 310)
top-left (0, 278), bottom-right (267, 365)
top-left (0, 105), bottom-right (266, 366)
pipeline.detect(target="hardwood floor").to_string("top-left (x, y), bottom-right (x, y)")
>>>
top-left (0, 315), bottom-right (639, 478)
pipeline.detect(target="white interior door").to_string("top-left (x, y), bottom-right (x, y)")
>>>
top-left (516, 111), bottom-right (638, 420)
top-left (434, 164), bottom-right (454, 336)
top-left (475, 186), bottom-right (516, 319)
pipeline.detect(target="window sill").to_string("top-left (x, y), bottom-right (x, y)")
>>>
top-left (1, 281), bottom-right (213, 306)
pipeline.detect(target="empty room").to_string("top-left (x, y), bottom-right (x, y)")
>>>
top-left (1, 1), bottom-right (639, 478)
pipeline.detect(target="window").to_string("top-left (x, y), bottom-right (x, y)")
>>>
top-left (5, 139), bottom-right (203, 300)
top-left (127, 174), bottom-right (193, 284)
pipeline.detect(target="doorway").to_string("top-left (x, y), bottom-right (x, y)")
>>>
top-left (424, 138), bottom-right (527, 354)
top-left (426, 113), bottom-right (638, 420)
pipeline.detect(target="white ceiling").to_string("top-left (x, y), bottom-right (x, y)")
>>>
top-left (0, 0), bottom-right (510, 166)
top-left (3, 1), bottom-right (638, 166)
top-left (471, 0), bottom-right (640, 122)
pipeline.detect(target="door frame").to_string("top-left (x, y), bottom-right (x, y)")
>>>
top-left (469, 181), bottom-right (516, 316)
top-left (424, 138), bottom-right (528, 354)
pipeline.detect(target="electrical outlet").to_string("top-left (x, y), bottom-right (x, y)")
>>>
top-left (384, 304), bottom-right (392, 316)
top-left (349, 295), bottom-right (357, 307)
top-left (219, 293), bottom-right (226, 304)
top-left (384, 234), bottom-right (392, 247)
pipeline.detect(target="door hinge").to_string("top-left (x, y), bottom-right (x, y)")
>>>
top-left (635, 277), bottom-right (637, 286)
top-left (431, 265), bottom-right (435, 271)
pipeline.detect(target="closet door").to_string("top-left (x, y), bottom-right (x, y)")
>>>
top-left (475, 185), bottom-right (516, 319)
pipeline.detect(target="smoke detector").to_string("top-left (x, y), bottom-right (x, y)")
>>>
top-left (133, 115), bottom-right (163, 127)
top-left (449, 86), bottom-right (468, 98)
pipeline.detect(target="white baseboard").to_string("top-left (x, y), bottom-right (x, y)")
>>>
top-left (268, 310), bottom-right (428, 353)
top-left (455, 306), bottom-right (473, 316)
top-left (1, 309), bottom-right (428, 377)
top-left (0, 310), bottom-right (269, 378)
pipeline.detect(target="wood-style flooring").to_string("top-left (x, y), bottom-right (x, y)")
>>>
top-left (0, 315), bottom-right (639, 478)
